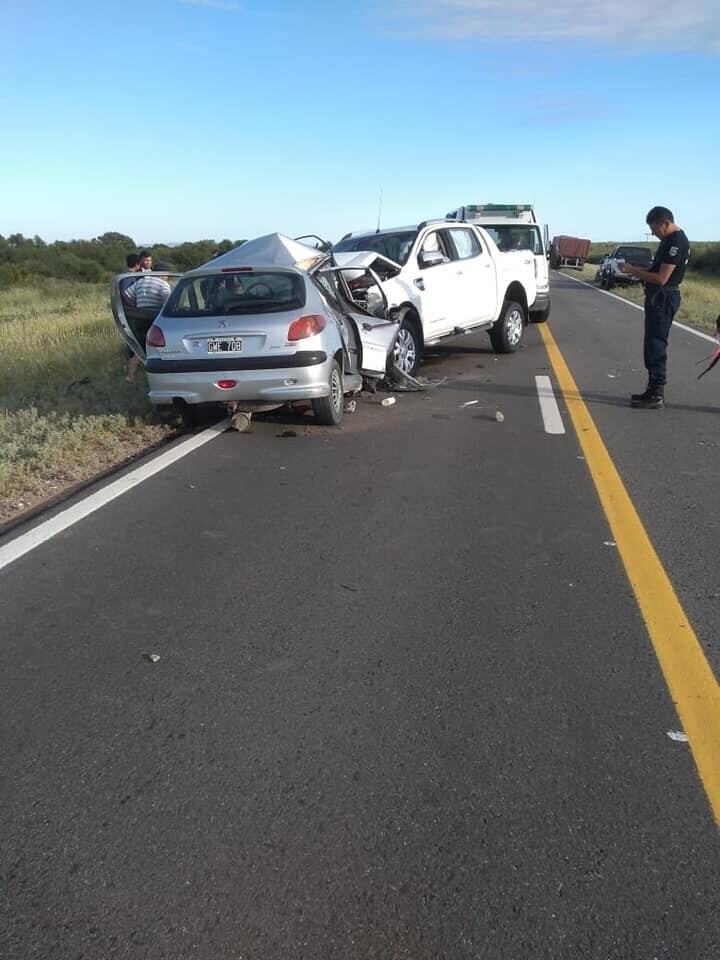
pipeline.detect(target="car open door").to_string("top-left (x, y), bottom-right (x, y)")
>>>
top-left (110, 272), bottom-right (183, 361)
top-left (320, 255), bottom-right (402, 377)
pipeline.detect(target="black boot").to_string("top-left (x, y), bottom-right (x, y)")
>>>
top-left (631, 381), bottom-right (664, 408)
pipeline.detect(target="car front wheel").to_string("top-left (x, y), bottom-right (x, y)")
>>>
top-left (312, 359), bottom-right (344, 426)
top-left (489, 300), bottom-right (525, 353)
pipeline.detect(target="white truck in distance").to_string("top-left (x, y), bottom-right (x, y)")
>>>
top-left (333, 219), bottom-right (537, 376)
top-left (446, 204), bottom-right (551, 323)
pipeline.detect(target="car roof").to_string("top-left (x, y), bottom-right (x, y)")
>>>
top-left (185, 233), bottom-right (327, 277)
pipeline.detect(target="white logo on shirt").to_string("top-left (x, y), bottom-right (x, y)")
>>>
top-left (669, 246), bottom-right (678, 256)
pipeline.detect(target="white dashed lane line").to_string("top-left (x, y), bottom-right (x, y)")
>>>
top-left (535, 375), bottom-right (566, 435)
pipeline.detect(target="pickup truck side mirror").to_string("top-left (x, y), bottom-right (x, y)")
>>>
top-left (418, 249), bottom-right (446, 269)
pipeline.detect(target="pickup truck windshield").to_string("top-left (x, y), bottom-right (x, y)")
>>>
top-left (333, 231), bottom-right (417, 265)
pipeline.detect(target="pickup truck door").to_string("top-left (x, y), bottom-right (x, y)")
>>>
top-left (446, 227), bottom-right (497, 326)
top-left (411, 229), bottom-right (466, 336)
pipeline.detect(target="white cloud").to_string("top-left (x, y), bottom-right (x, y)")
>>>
top-left (180, 0), bottom-right (241, 11)
top-left (383, 0), bottom-right (720, 53)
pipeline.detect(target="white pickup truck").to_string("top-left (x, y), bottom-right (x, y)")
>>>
top-left (333, 219), bottom-right (538, 376)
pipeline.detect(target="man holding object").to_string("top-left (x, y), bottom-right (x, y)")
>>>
top-left (620, 206), bottom-right (690, 408)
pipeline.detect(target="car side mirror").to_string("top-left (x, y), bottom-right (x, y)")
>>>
top-left (418, 249), bottom-right (446, 268)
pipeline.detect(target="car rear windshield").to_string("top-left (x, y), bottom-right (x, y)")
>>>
top-left (616, 247), bottom-right (652, 263)
top-left (164, 271), bottom-right (306, 316)
top-left (333, 231), bottom-right (417, 265)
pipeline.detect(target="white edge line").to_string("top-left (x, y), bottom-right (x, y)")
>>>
top-left (559, 271), bottom-right (716, 344)
top-left (535, 375), bottom-right (566, 435)
top-left (0, 419), bottom-right (230, 572)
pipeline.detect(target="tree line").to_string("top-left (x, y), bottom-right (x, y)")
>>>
top-left (1, 231), bottom-right (717, 289)
top-left (0, 232), bottom-right (247, 288)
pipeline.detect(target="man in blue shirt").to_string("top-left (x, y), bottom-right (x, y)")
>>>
top-left (621, 205), bottom-right (690, 409)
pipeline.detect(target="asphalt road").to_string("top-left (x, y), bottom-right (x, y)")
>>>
top-left (2, 274), bottom-right (719, 959)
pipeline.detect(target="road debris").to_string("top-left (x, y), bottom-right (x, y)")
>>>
top-left (667, 730), bottom-right (689, 742)
top-left (145, 653), bottom-right (161, 664)
top-left (390, 364), bottom-right (447, 392)
top-left (381, 397), bottom-right (396, 407)
top-left (603, 541), bottom-right (617, 547)
top-left (277, 430), bottom-right (298, 438)
top-left (460, 400), bottom-right (481, 408)
top-left (343, 399), bottom-right (358, 414)
top-left (495, 411), bottom-right (505, 422)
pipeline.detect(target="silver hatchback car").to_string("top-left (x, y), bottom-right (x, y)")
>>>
top-left (111, 234), bottom-right (401, 428)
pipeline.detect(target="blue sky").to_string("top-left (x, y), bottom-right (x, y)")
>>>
top-left (1, 0), bottom-right (719, 245)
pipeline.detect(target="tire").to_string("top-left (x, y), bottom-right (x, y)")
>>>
top-left (530, 305), bottom-right (550, 324)
top-left (489, 300), bottom-right (525, 353)
top-left (601, 272), bottom-right (613, 290)
top-left (390, 312), bottom-right (422, 378)
top-left (312, 359), bottom-right (344, 426)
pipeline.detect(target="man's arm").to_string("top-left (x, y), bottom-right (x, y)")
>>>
top-left (620, 261), bottom-right (676, 285)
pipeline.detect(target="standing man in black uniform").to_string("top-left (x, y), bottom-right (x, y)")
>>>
top-left (620, 206), bottom-right (689, 408)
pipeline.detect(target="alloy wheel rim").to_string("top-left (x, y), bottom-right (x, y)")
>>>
top-left (507, 309), bottom-right (523, 346)
top-left (330, 368), bottom-right (342, 412)
top-left (394, 328), bottom-right (417, 373)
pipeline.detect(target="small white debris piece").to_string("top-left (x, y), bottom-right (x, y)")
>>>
top-left (667, 730), bottom-right (689, 742)
top-left (607, 373), bottom-right (617, 379)
top-left (576, 456), bottom-right (585, 461)
top-left (460, 400), bottom-right (480, 408)
top-left (603, 541), bottom-right (617, 547)
top-left (495, 411), bottom-right (505, 422)
top-left (381, 397), bottom-right (396, 407)
top-left (146, 653), bottom-right (161, 664)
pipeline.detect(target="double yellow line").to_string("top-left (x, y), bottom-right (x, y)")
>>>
top-left (539, 323), bottom-right (720, 827)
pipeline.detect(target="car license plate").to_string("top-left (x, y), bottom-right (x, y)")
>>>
top-left (207, 337), bottom-right (242, 353)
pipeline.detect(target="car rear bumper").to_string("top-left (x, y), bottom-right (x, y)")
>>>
top-left (146, 350), bottom-right (335, 405)
top-left (530, 290), bottom-right (550, 310)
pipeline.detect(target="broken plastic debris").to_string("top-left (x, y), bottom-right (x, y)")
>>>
top-left (607, 373), bottom-right (617, 379)
top-left (343, 399), bottom-right (357, 414)
top-left (381, 397), bottom-right (396, 407)
top-left (145, 653), bottom-right (161, 664)
top-left (495, 411), bottom-right (505, 422)
top-left (667, 730), bottom-right (689, 742)
top-left (390, 364), bottom-right (446, 391)
top-left (460, 400), bottom-right (480, 408)
top-left (603, 541), bottom-right (617, 547)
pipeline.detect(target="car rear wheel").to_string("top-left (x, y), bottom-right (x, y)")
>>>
top-left (312, 359), bottom-right (344, 426)
top-left (391, 312), bottom-right (422, 377)
top-left (489, 300), bottom-right (525, 353)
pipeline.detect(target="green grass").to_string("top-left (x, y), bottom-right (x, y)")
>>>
top-left (0, 280), bottom-right (168, 519)
top-left (558, 265), bottom-right (719, 332)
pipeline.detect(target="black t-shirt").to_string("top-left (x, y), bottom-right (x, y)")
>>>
top-left (651, 229), bottom-right (689, 286)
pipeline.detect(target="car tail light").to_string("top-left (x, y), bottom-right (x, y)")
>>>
top-left (216, 379), bottom-right (237, 389)
top-left (287, 314), bottom-right (326, 341)
top-left (146, 324), bottom-right (166, 347)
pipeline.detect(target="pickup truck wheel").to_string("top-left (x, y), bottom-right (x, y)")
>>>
top-left (391, 313), bottom-right (422, 377)
top-left (312, 359), bottom-right (344, 426)
top-left (530, 306), bottom-right (550, 324)
top-left (490, 300), bottom-right (525, 353)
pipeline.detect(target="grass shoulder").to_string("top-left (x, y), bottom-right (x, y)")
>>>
top-left (557, 264), bottom-right (719, 333)
top-left (0, 279), bottom-right (173, 527)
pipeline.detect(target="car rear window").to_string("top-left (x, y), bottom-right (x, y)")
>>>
top-left (333, 231), bottom-right (418, 265)
top-left (164, 271), bottom-right (306, 316)
top-left (616, 247), bottom-right (652, 262)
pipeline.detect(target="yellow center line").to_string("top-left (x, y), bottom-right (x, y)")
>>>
top-left (539, 322), bottom-right (720, 827)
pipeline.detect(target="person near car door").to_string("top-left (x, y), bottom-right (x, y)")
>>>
top-left (122, 264), bottom-right (172, 382)
top-left (620, 206), bottom-right (689, 409)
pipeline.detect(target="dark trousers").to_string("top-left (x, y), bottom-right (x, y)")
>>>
top-left (644, 286), bottom-right (680, 385)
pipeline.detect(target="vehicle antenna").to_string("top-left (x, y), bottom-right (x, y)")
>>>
top-left (376, 187), bottom-right (383, 234)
